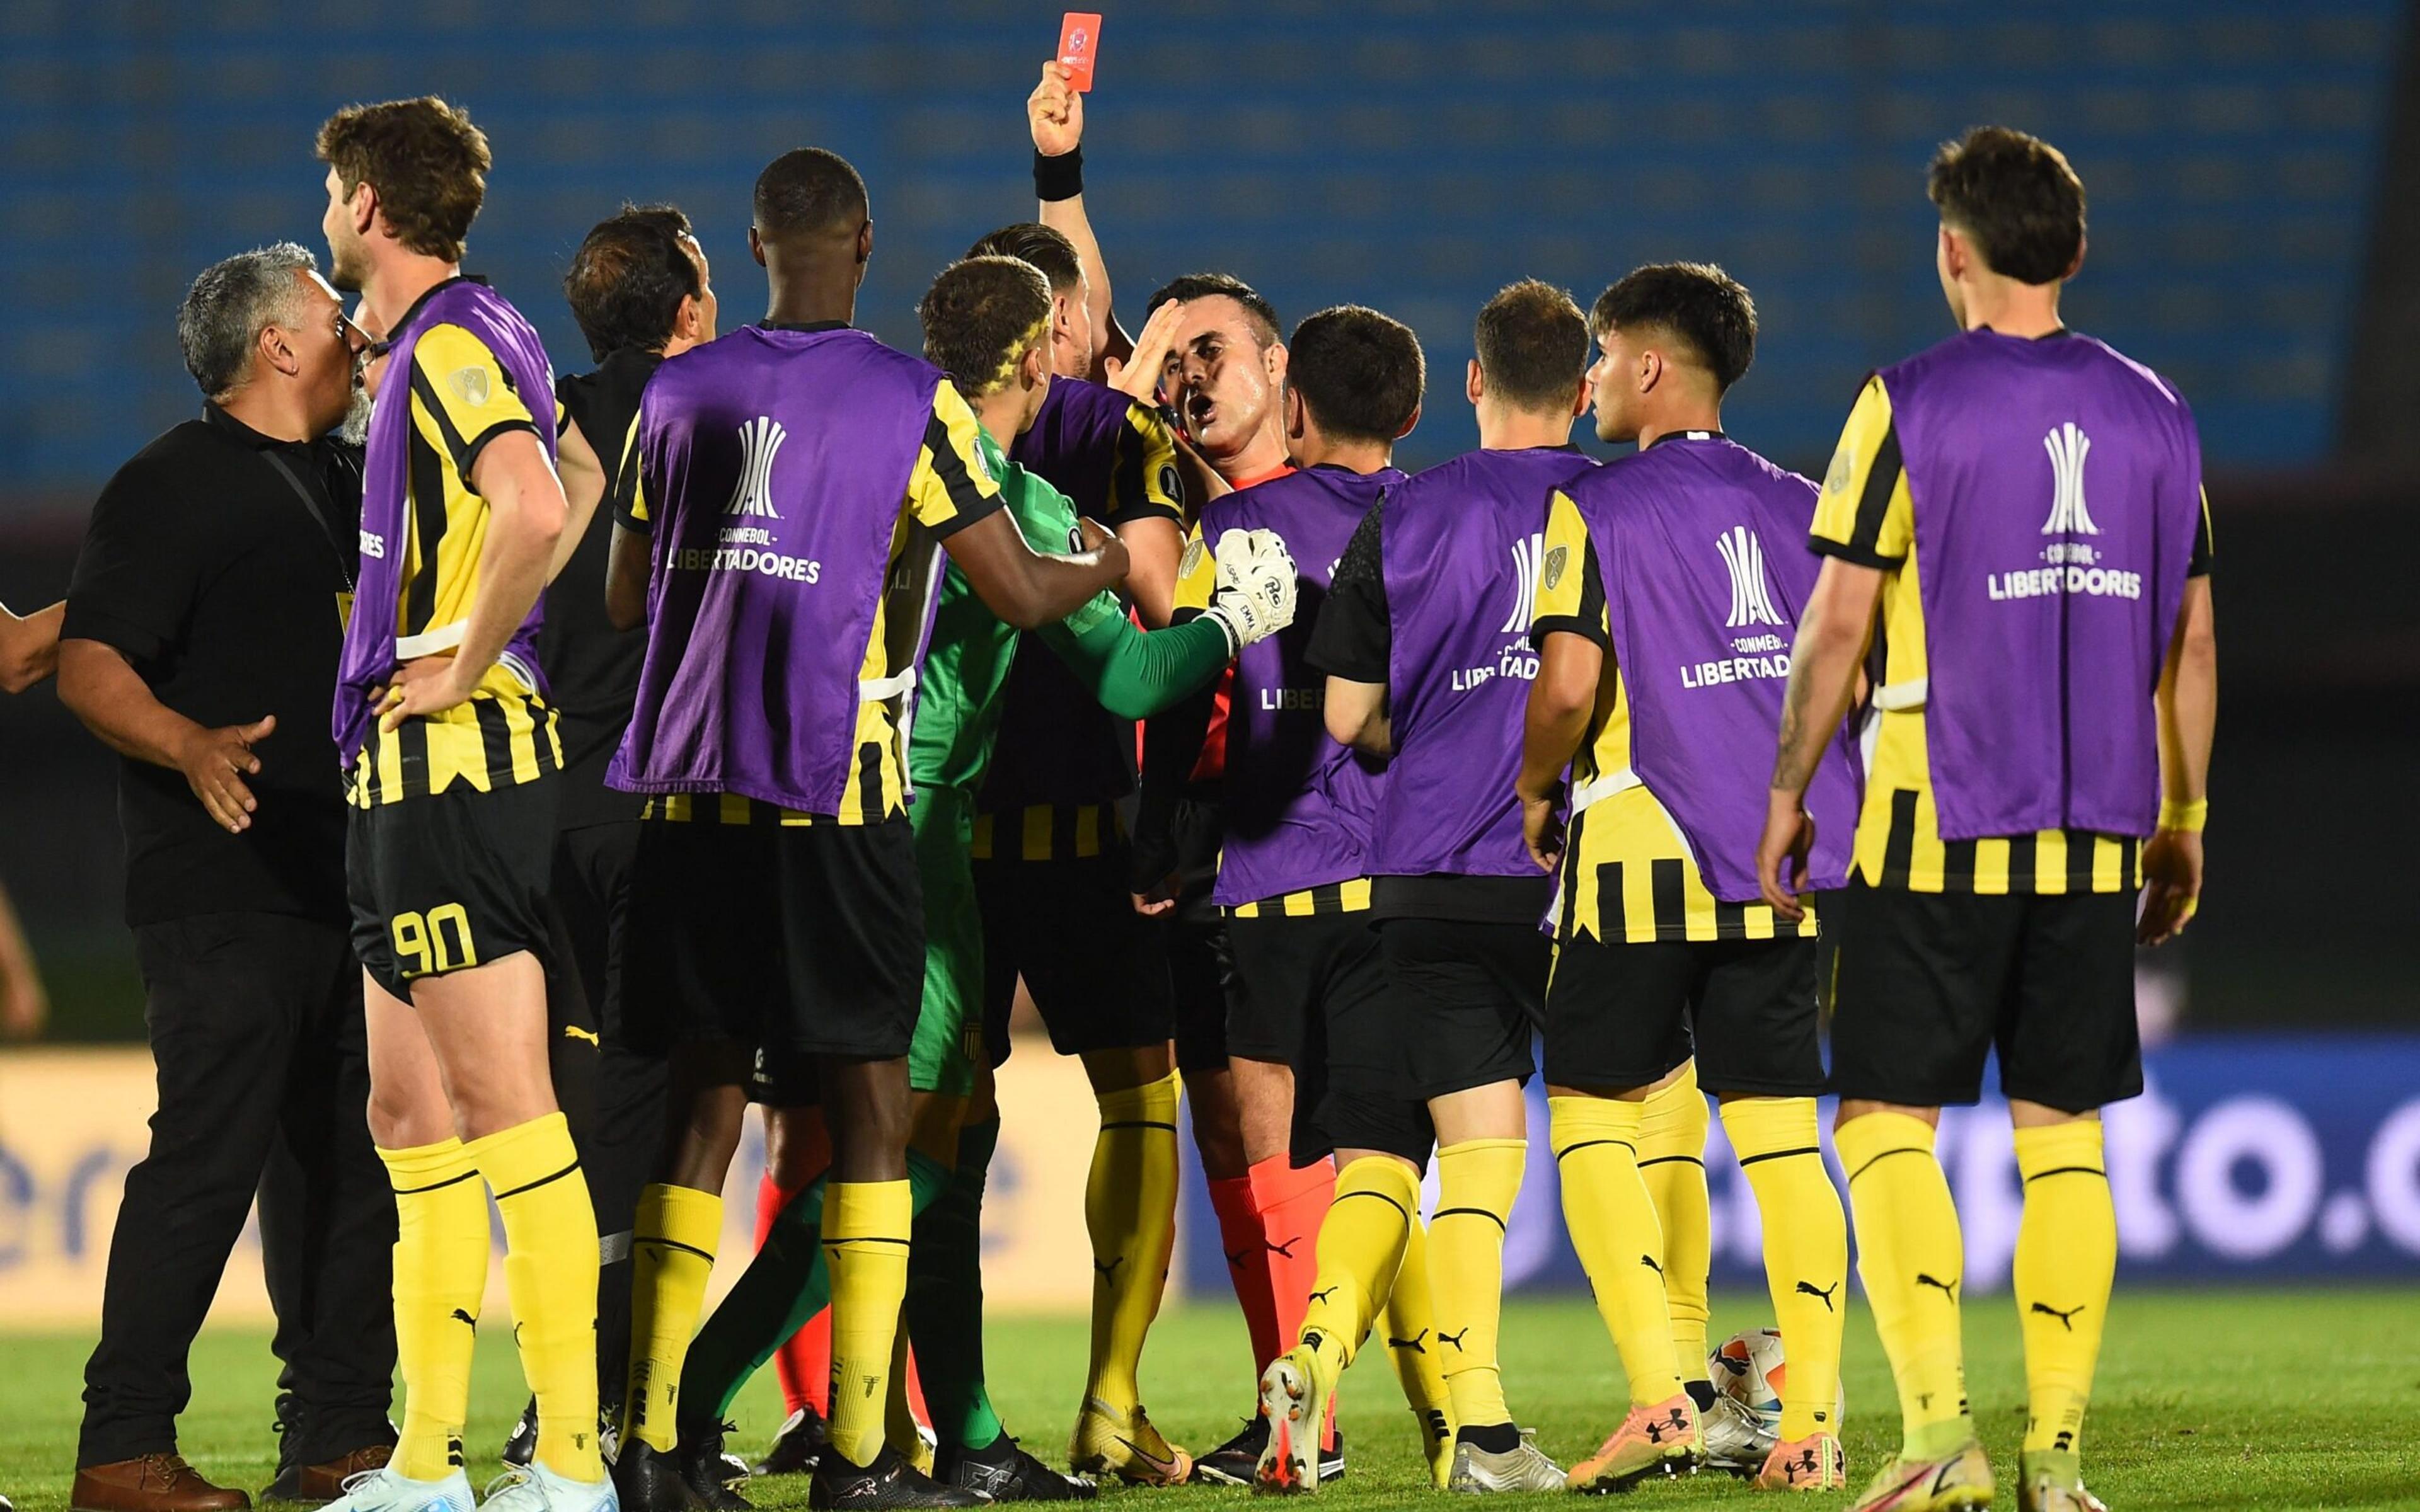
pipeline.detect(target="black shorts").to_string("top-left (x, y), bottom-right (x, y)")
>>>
top-left (1230, 912), bottom-right (1434, 1167)
top-left (553, 820), bottom-right (634, 1043)
top-left (1381, 917), bottom-right (1550, 1100)
top-left (974, 818), bottom-right (1175, 1068)
top-left (620, 816), bottom-right (923, 1062)
top-left (1828, 879), bottom-right (2142, 1112)
top-left (348, 777), bottom-right (558, 1001)
top-left (1165, 796), bottom-right (1231, 1072)
top-left (1544, 934), bottom-right (1824, 1096)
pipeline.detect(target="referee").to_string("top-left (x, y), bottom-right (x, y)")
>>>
top-left (59, 244), bottom-right (396, 1512)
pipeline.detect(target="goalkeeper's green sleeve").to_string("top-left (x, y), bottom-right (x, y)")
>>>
top-left (1037, 604), bottom-right (1232, 719)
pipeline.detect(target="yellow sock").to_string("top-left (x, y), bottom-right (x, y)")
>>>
top-left (1084, 1069), bottom-right (1181, 1409)
top-left (1836, 1111), bottom-right (1970, 1458)
top-left (621, 1182), bottom-right (723, 1453)
top-left (1429, 1138), bottom-right (1524, 1429)
top-left (1639, 1066), bottom-right (1711, 1378)
top-left (1721, 1097), bottom-right (1848, 1440)
top-left (468, 1113), bottom-right (604, 1482)
top-left (1378, 1206), bottom-right (1455, 1486)
top-left (2014, 1121), bottom-right (2115, 1457)
top-left (379, 1137), bottom-right (488, 1482)
top-left (884, 1310), bottom-right (930, 1470)
top-left (824, 1179), bottom-right (913, 1468)
top-left (1550, 1097), bottom-right (1682, 1406)
top-left (1298, 1156), bottom-right (1419, 1376)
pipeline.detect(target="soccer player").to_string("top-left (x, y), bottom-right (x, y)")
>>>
top-left (954, 222), bottom-right (1197, 1487)
top-left (602, 149), bottom-right (1129, 1512)
top-left (1141, 303), bottom-right (1465, 1496)
top-left (1516, 263), bottom-right (1859, 1492)
top-left (490, 205), bottom-right (718, 1468)
top-left (311, 98), bottom-right (609, 1512)
top-left (1302, 279), bottom-right (1597, 1494)
top-left (1756, 127), bottom-right (2218, 1512)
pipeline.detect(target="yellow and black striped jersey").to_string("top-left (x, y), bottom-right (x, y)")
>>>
top-left (1531, 490), bottom-right (1810, 942)
top-left (1226, 878), bottom-right (1373, 920)
top-left (970, 801), bottom-right (1125, 861)
top-left (1811, 375), bottom-right (2211, 893)
top-left (350, 321), bottom-right (563, 806)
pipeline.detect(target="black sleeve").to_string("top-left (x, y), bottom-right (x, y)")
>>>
top-left (1528, 536), bottom-right (1609, 650)
top-left (61, 461), bottom-right (198, 667)
top-left (2187, 486), bottom-right (2214, 578)
top-left (1130, 677), bottom-right (1218, 890)
top-left (1306, 501), bottom-right (1390, 682)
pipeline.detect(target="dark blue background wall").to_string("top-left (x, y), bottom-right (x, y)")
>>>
top-left (0, 0), bottom-right (2403, 507)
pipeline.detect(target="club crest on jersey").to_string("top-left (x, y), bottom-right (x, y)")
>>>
top-left (725, 416), bottom-right (788, 519)
top-left (446, 365), bottom-right (490, 408)
top-left (1717, 524), bottom-right (1782, 629)
top-left (2041, 421), bottom-right (2097, 535)
top-left (1180, 535), bottom-right (1207, 581)
top-left (1542, 543), bottom-right (1568, 593)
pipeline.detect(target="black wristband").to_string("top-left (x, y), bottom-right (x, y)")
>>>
top-left (1034, 146), bottom-right (1084, 202)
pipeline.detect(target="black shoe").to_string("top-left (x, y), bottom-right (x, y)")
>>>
top-left (502, 1399), bottom-right (539, 1471)
top-left (616, 1437), bottom-right (708, 1512)
top-left (1320, 1428), bottom-right (1346, 1484)
top-left (1189, 1416), bottom-right (1267, 1486)
top-left (677, 1424), bottom-right (752, 1511)
top-left (752, 1406), bottom-right (829, 1478)
top-left (809, 1445), bottom-right (984, 1508)
top-left (271, 1392), bottom-right (306, 1480)
top-left (935, 1435), bottom-right (1096, 1502)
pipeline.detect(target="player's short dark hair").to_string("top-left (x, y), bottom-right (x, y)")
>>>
top-left (1927, 125), bottom-right (2087, 286)
top-left (315, 96), bottom-right (490, 262)
top-left (1589, 263), bottom-right (1758, 393)
top-left (754, 147), bottom-right (868, 240)
top-left (1144, 272), bottom-right (1281, 348)
top-left (178, 243), bottom-right (318, 399)
top-left (965, 223), bottom-right (1083, 294)
top-left (563, 205), bottom-right (701, 364)
top-left (1286, 306), bottom-right (1425, 445)
top-left (919, 256), bottom-right (1054, 398)
top-left (1473, 278), bottom-right (1589, 411)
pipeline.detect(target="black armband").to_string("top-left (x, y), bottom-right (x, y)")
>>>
top-left (1034, 146), bottom-right (1084, 203)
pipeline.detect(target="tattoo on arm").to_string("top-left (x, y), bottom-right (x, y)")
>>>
top-left (1770, 660), bottom-right (1825, 794)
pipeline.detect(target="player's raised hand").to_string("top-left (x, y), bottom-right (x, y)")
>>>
top-left (176, 714), bottom-right (273, 833)
top-left (1028, 60), bottom-right (1084, 158)
top-left (2137, 827), bottom-right (2203, 945)
top-left (1755, 789), bottom-right (1815, 920)
top-left (378, 654), bottom-right (478, 732)
top-left (1102, 297), bottom-right (1184, 405)
top-left (1202, 528), bottom-right (1299, 652)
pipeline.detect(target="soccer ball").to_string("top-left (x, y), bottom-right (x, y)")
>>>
top-left (1709, 1327), bottom-right (1843, 1432)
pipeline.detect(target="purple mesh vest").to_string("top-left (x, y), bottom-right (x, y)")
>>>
top-left (1371, 447), bottom-right (1598, 879)
top-left (1887, 329), bottom-right (2202, 839)
top-left (335, 277), bottom-right (556, 769)
top-left (1565, 433), bottom-right (1858, 902)
top-left (1204, 464), bottom-right (1404, 906)
top-left (608, 326), bottom-right (948, 813)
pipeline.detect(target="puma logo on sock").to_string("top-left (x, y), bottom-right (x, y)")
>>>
top-left (1095, 1256), bottom-right (1125, 1278)
top-left (1796, 1280), bottom-right (1840, 1311)
top-left (2031, 1301), bottom-right (2085, 1331)
top-left (1916, 1272), bottom-right (1959, 1302)
top-left (1387, 1329), bottom-right (1427, 1354)
top-left (1438, 1328), bottom-right (1468, 1351)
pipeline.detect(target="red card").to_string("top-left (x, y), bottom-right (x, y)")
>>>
top-left (1058, 12), bottom-right (1102, 91)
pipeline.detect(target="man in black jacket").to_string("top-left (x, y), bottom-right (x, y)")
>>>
top-left (59, 243), bottom-right (396, 1512)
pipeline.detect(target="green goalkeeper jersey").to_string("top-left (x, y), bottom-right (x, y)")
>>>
top-left (907, 426), bottom-right (1230, 798)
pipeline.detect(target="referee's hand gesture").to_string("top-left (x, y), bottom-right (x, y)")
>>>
top-left (176, 714), bottom-right (273, 833)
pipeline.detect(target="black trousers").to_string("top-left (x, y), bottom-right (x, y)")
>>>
top-left (553, 819), bottom-right (664, 1411)
top-left (80, 912), bottom-right (396, 1468)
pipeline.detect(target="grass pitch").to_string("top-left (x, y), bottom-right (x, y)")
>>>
top-left (3, 1290), bottom-right (2416, 1509)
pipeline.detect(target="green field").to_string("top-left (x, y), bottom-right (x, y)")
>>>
top-left (5, 1290), bottom-right (2416, 1510)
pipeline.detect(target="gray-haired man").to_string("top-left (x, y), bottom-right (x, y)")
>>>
top-left (59, 244), bottom-right (396, 1512)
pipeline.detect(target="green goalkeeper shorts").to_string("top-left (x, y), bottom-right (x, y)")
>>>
top-left (909, 783), bottom-right (984, 1098)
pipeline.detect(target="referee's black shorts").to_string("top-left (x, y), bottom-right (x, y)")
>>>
top-left (1827, 879), bottom-right (2141, 1112)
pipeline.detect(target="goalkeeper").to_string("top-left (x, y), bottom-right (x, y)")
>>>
top-left (657, 255), bottom-right (1298, 1504)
